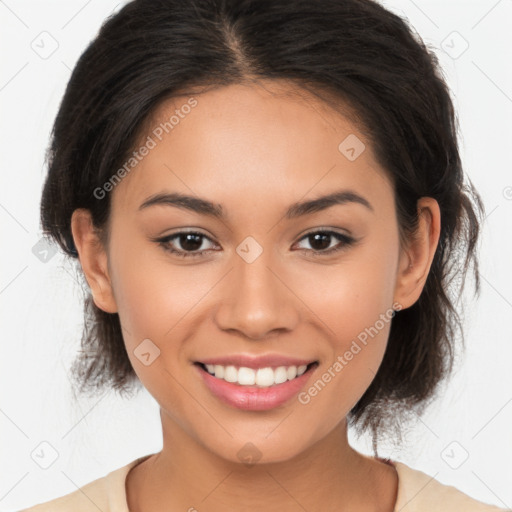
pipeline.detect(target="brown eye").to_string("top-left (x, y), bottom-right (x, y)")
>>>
top-left (153, 231), bottom-right (217, 258)
top-left (175, 233), bottom-right (205, 252)
top-left (294, 230), bottom-right (355, 256)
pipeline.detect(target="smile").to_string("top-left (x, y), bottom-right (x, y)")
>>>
top-left (199, 363), bottom-right (313, 388)
top-left (195, 361), bottom-right (319, 411)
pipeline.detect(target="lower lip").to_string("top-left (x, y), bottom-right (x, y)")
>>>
top-left (195, 363), bottom-right (317, 411)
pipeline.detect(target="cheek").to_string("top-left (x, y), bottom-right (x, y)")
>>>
top-left (297, 283), bottom-right (394, 428)
top-left (109, 228), bottom-right (187, 334)
top-left (294, 239), bottom-right (398, 415)
top-left (107, 240), bottom-right (203, 413)
top-left (299, 241), bottom-right (397, 347)
top-left (108, 232), bottom-right (218, 368)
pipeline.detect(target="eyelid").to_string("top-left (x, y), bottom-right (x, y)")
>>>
top-left (299, 225), bottom-right (352, 237)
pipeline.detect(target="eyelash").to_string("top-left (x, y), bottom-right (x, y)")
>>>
top-left (152, 229), bottom-right (356, 259)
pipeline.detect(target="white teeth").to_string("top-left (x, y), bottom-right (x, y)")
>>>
top-left (287, 366), bottom-right (297, 380)
top-left (224, 365), bottom-right (238, 383)
top-left (256, 367), bottom-right (274, 386)
top-left (202, 363), bottom-right (313, 388)
top-left (274, 366), bottom-right (288, 384)
top-left (214, 365), bottom-right (224, 379)
top-left (238, 367), bottom-right (256, 385)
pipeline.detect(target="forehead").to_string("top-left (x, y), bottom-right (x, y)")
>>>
top-left (111, 80), bottom-right (393, 217)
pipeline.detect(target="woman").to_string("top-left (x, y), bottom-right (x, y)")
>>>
top-left (20, 0), bottom-right (508, 510)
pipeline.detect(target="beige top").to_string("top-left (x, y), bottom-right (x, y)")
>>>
top-left (19, 455), bottom-right (508, 511)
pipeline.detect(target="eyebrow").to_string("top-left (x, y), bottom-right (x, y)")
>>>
top-left (138, 189), bottom-right (374, 219)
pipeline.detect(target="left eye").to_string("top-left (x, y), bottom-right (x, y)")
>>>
top-left (153, 230), bottom-right (355, 258)
top-left (294, 230), bottom-right (354, 254)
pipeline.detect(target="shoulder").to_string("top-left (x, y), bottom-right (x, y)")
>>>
top-left (17, 474), bottom-right (114, 512)
top-left (17, 455), bottom-right (152, 512)
top-left (393, 461), bottom-right (509, 512)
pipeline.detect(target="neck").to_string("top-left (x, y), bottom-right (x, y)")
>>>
top-left (126, 410), bottom-right (398, 512)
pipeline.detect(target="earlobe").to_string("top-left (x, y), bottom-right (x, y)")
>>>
top-left (70, 209), bottom-right (118, 314)
top-left (393, 197), bottom-right (441, 309)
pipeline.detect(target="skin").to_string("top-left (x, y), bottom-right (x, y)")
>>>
top-left (71, 79), bottom-right (441, 512)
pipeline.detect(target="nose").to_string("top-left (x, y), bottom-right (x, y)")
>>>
top-left (214, 249), bottom-right (300, 340)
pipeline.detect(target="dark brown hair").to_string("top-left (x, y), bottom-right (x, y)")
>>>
top-left (40, 0), bottom-right (484, 451)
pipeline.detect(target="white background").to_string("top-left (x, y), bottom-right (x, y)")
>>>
top-left (1, 0), bottom-right (511, 510)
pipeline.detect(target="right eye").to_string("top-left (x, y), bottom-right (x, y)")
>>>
top-left (153, 231), bottom-right (218, 258)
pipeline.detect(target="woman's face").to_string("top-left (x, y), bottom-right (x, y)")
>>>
top-left (81, 80), bottom-right (429, 464)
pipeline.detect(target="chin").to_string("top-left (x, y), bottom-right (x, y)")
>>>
top-left (198, 426), bottom-right (320, 467)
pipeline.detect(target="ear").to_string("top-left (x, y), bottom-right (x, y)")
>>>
top-left (393, 197), bottom-right (441, 310)
top-left (70, 209), bottom-right (118, 313)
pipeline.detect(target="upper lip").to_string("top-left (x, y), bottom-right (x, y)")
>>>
top-left (197, 354), bottom-right (317, 370)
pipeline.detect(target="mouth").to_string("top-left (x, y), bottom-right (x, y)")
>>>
top-left (194, 360), bottom-right (319, 411)
top-left (195, 361), bottom-right (318, 388)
